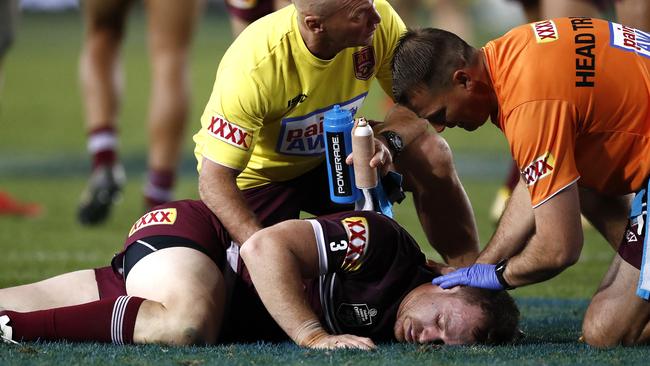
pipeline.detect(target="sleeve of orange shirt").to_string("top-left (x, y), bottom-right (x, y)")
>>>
top-left (503, 100), bottom-right (581, 208)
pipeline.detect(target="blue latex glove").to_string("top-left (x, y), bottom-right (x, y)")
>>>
top-left (431, 264), bottom-right (504, 290)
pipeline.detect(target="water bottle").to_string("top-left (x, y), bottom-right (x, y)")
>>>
top-left (323, 105), bottom-right (359, 204)
top-left (352, 117), bottom-right (378, 189)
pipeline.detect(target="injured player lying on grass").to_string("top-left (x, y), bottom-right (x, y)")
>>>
top-left (0, 200), bottom-right (519, 349)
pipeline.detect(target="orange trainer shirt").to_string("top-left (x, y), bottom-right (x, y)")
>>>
top-left (483, 17), bottom-right (650, 208)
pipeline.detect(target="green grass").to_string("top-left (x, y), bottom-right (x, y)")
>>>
top-left (0, 7), bottom-right (647, 365)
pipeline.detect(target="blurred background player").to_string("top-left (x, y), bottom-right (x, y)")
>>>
top-left (390, 0), bottom-right (476, 44)
top-left (77, 0), bottom-right (205, 225)
top-left (0, 0), bottom-right (42, 218)
top-left (225, 0), bottom-right (291, 37)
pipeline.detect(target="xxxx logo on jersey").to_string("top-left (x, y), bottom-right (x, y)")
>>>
top-left (522, 152), bottom-right (555, 186)
top-left (531, 20), bottom-right (559, 43)
top-left (128, 208), bottom-right (177, 237)
top-left (206, 114), bottom-right (253, 151)
top-left (341, 216), bottom-right (369, 272)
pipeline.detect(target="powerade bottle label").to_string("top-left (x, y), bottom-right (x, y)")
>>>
top-left (323, 104), bottom-right (359, 204)
top-left (325, 131), bottom-right (353, 197)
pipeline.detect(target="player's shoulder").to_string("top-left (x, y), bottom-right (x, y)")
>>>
top-left (314, 210), bottom-right (404, 242)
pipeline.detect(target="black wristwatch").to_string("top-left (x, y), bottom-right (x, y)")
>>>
top-left (380, 130), bottom-right (404, 158)
top-left (495, 259), bottom-right (515, 290)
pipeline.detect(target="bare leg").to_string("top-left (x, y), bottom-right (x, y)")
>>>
top-left (394, 131), bottom-right (480, 266)
top-left (1, 247), bottom-right (225, 345)
top-left (541, 0), bottom-right (602, 18)
top-left (429, 0), bottom-right (475, 44)
top-left (128, 247), bottom-right (225, 345)
top-left (616, 0), bottom-right (650, 30)
top-left (583, 255), bottom-right (650, 346)
top-left (228, 0), bottom-right (290, 37)
top-left (579, 187), bottom-right (632, 250)
top-left (0, 269), bottom-right (99, 312)
top-left (79, 0), bottom-right (132, 133)
top-left (144, 0), bottom-right (204, 177)
top-left (389, 0), bottom-right (421, 26)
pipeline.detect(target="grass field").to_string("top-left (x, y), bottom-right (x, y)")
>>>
top-left (0, 6), bottom-right (647, 365)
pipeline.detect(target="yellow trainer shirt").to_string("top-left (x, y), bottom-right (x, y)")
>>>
top-left (193, 0), bottom-right (405, 189)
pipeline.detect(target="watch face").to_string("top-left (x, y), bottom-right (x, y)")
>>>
top-left (393, 135), bottom-right (403, 150)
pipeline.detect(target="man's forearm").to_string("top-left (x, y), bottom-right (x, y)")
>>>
top-left (477, 179), bottom-right (535, 264)
top-left (502, 184), bottom-right (584, 287)
top-left (198, 160), bottom-right (262, 245)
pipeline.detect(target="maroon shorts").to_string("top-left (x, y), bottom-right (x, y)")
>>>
top-left (242, 162), bottom-right (353, 227)
top-left (95, 266), bottom-right (127, 299)
top-left (225, 0), bottom-right (274, 22)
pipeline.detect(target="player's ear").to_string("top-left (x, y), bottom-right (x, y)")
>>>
top-left (452, 70), bottom-right (470, 89)
top-left (304, 15), bottom-right (325, 33)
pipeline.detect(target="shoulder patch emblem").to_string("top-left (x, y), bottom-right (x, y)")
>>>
top-left (521, 153), bottom-right (555, 186)
top-left (340, 216), bottom-right (369, 272)
top-left (531, 20), bottom-right (559, 43)
top-left (353, 46), bottom-right (375, 80)
top-left (206, 114), bottom-right (253, 150)
top-left (129, 208), bottom-right (177, 237)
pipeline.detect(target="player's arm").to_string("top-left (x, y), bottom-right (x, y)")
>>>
top-left (196, 64), bottom-right (266, 245)
top-left (240, 220), bottom-right (376, 350)
top-left (198, 158), bottom-right (262, 245)
top-left (477, 178), bottom-right (535, 264)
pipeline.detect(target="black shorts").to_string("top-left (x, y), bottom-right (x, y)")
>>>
top-left (112, 235), bottom-right (212, 280)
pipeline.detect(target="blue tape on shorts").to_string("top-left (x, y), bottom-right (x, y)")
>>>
top-left (636, 178), bottom-right (650, 300)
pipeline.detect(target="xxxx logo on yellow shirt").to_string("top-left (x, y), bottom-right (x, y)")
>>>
top-left (207, 114), bottom-right (253, 151)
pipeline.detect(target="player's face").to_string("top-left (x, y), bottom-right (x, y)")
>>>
top-left (324, 0), bottom-right (381, 48)
top-left (394, 284), bottom-right (485, 345)
top-left (407, 82), bottom-right (492, 133)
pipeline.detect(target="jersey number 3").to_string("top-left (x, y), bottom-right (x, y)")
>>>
top-left (329, 240), bottom-right (348, 252)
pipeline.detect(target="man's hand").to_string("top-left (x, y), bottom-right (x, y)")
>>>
top-left (304, 333), bottom-right (377, 350)
top-left (346, 137), bottom-right (393, 174)
top-left (431, 263), bottom-right (503, 290)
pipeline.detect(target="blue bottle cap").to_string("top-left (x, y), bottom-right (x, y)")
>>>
top-left (324, 105), bottom-right (352, 126)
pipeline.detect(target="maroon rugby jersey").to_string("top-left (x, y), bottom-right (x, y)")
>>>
top-left (307, 211), bottom-right (435, 341)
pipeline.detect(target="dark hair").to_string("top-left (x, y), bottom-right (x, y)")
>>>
top-left (391, 28), bottom-right (476, 106)
top-left (455, 287), bottom-right (520, 345)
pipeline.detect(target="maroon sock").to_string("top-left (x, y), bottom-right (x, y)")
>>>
top-left (144, 169), bottom-right (176, 208)
top-left (2, 296), bottom-right (145, 344)
top-left (88, 127), bottom-right (118, 170)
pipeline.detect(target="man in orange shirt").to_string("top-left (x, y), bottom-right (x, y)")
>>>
top-left (391, 18), bottom-right (650, 347)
